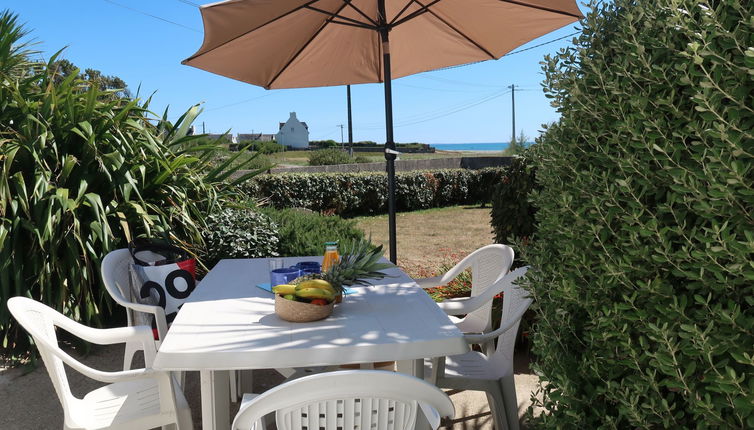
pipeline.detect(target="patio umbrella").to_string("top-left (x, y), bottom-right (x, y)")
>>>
top-left (183, 0), bottom-right (582, 263)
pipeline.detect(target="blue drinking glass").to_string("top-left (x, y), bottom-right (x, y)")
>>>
top-left (270, 267), bottom-right (301, 287)
top-left (295, 261), bottom-right (321, 273)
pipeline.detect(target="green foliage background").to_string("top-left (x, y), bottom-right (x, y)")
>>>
top-left (0, 11), bottom-right (259, 358)
top-left (490, 154), bottom-right (538, 249)
top-left (526, 0), bottom-right (753, 427)
top-left (308, 148), bottom-right (357, 166)
top-left (261, 208), bottom-right (365, 257)
top-left (248, 168), bottom-right (503, 217)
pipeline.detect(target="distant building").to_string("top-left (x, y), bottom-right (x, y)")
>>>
top-left (276, 112), bottom-right (309, 149)
top-left (206, 133), bottom-right (229, 141)
top-left (237, 133), bottom-right (275, 142)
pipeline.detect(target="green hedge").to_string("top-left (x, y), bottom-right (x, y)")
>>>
top-left (489, 155), bottom-right (538, 246)
top-left (247, 168), bottom-right (504, 216)
top-left (260, 208), bottom-right (365, 257)
top-left (526, 0), bottom-right (754, 427)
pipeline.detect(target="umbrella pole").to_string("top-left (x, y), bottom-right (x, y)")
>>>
top-left (379, 24), bottom-right (398, 264)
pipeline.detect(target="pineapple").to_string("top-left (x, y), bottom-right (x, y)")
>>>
top-left (293, 238), bottom-right (393, 294)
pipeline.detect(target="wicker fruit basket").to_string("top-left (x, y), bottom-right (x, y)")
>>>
top-left (274, 294), bottom-right (334, 322)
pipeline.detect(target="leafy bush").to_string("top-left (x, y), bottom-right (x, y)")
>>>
top-left (353, 155), bottom-right (372, 163)
top-left (308, 148), bottom-right (353, 166)
top-left (250, 141), bottom-right (283, 154)
top-left (260, 208), bottom-right (365, 257)
top-left (202, 208), bottom-right (280, 268)
top-left (490, 154), bottom-right (539, 247)
top-left (526, 0), bottom-right (754, 427)
top-left (247, 168), bottom-right (504, 217)
top-left (0, 11), bottom-right (258, 359)
top-left (310, 139), bottom-right (339, 148)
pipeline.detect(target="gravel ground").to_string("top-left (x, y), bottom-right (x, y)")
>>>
top-left (0, 343), bottom-right (541, 429)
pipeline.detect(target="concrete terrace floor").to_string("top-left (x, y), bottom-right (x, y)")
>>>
top-left (0, 343), bottom-right (542, 429)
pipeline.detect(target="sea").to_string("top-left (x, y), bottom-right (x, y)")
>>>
top-left (429, 142), bottom-right (532, 152)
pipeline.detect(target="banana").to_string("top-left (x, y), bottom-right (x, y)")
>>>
top-left (272, 284), bottom-right (297, 295)
top-left (295, 287), bottom-right (334, 300)
top-left (296, 279), bottom-right (335, 294)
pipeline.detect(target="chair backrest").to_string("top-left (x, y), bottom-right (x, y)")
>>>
top-left (232, 370), bottom-right (455, 430)
top-left (7, 297), bottom-right (77, 417)
top-left (446, 244), bottom-right (514, 333)
top-left (490, 267), bottom-right (533, 374)
top-left (101, 248), bottom-right (137, 325)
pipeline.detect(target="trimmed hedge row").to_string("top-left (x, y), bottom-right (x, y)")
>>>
top-left (245, 168), bottom-right (503, 216)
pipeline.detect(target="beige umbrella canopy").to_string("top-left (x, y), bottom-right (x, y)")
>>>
top-left (183, 0), bottom-right (582, 262)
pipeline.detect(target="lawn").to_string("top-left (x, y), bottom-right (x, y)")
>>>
top-left (353, 205), bottom-right (494, 277)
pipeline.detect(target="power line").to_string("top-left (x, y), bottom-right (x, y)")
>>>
top-left (102, 0), bottom-right (201, 32)
top-left (393, 89), bottom-right (510, 128)
top-left (504, 31), bottom-right (580, 57)
top-left (427, 31), bottom-right (581, 74)
top-left (175, 0), bottom-right (201, 7)
top-left (357, 88), bottom-right (511, 130)
top-left (204, 93), bottom-right (272, 111)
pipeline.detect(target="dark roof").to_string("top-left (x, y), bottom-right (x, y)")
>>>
top-left (278, 120), bottom-right (309, 130)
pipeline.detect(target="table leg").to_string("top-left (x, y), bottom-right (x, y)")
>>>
top-left (200, 370), bottom-right (231, 430)
top-left (396, 359), bottom-right (431, 430)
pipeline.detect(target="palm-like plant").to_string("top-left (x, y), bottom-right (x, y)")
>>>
top-left (0, 10), bottom-right (263, 359)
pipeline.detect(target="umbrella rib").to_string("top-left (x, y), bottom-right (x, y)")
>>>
top-left (501, 0), bottom-right (583, 19)
top-left (266, 1), bottom-right (353, 88)
top-left (391, 0), bottom-right (443, 27)
top-left (183, 0), bottom-right (324, 64)
top-left (413, 0), bottom-right (496, 60)
top-left (342, 0), bottom-right (379, 27)
top-left (305, 4), bottom-right (376, 29)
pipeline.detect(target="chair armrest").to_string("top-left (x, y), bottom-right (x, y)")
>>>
top-left (32, 327), bottom-right (160, 383)
top-left (463, 298), bottom-right (532, 345)
top-left (51, 317), bottom-right (159, 366)
top-left (119, 302), bottom-right (169, 340)
top-left (414, 276), bottom-right (444, 289)
top-left (435, 278), bottom-right (505, 316)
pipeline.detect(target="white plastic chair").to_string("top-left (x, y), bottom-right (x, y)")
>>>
top-left (7, 296), bottom-right (193, 430)
top-left (415, 244), bottom-right (514, 353)
top-left (101, 248), bottom-right (245, 401)
top-left (429, 267), bottom-right (532, 430)
top-left (101, 248), bottom-right (169, 371)
top-left (232, 370), bottom-right (454, 430)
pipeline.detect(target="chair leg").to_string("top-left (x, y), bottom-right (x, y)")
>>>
top-left (177, 404), bottom-right (194, 430)
top-left (485, 384), bottom-right (508, 430)
top-left (230, 370), bottom-right (238, 403)
top-left (123, 340), bottom-right (138, 370)
top-left (500, 375), bottom-right (520, 430)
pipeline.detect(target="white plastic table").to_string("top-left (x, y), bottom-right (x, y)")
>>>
top-left (153, 257), bottom-right (469, 430)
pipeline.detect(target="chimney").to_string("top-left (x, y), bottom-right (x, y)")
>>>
top-left (290, 112), bottom-right (297, 120)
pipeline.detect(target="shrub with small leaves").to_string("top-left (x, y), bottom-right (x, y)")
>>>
top-left (202, 208), bottom-right (280, 268)
top-left (260, 208), bottom-right (365, 257)
top-left (308, 148), bottom-right (354, 166)
top-left (526, 0), bottom-right (754, 428)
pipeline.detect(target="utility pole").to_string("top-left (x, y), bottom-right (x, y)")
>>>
top-left (508, 84), bottom-right (516, 143)
top-left (338, 124), bottom-right (345, 148)
top-left (202, 121), bottom-right (206, 134)
top-left (347, 85), bottom-right (353, 156)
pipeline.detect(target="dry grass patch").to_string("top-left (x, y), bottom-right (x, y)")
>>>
top-left (354, 205), bottom-right (494, 276)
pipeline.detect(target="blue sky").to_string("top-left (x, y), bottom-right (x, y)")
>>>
top-left (6, 1), bottom-right (587, 143)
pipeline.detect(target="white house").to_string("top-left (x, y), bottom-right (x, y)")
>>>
top-left (275, 112), bottom-right (309, 149)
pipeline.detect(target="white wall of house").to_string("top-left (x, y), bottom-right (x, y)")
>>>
top-left (275, 112), bottom-right (309, 149)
